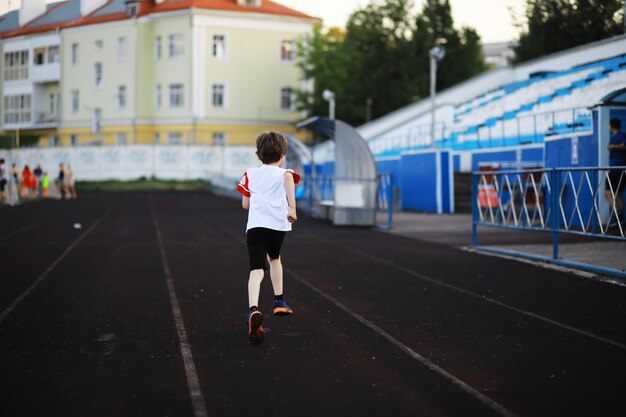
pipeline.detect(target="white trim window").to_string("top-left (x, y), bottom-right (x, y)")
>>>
top-left (92, 109), bottom-right (102, 134)
top-left (71, 90), bottom-right (79, 113)
top-left (280, 87), bottom-right (295, 110)
top-left (48, 46), bottom-right (60, 63)
top-left (3, 94), bottom-right (32, 124)
top-left (94, 62), bottom-right (103, 88)
top-left (167, 132), bottom-right (183, 145)
top-left (212, 34), bottom-right (227, 59)
top-left (212, 132), bottom-right (226, 146)
top-left (280, 39), bottom-right (295, 62)
top-left (153, 132), bottom-right (160, 144)
top-left (94, 39), bottom-right (103, 52)
top-left (118, 85), bottom-right (127, 109)
top-left (3, 51), bottom-right (29, 81)
top-left (70, 134), bottom-right (79, 146)
top-left (154, 84), bottom-right (162, 108)
top-left (169, 84), bottom-right (184, 108)
top-left (212, 83), bottom-right (226, 108)
top-left (71, 43), bottom-right (78, 66)
top-left (117, 36), bottom-right (127, 62)
top-left (168, 34), bottom-right (184, 58)
top-left (116, 132), bottom-right (128, 145)
top-left (154, 36), bottom-right (161, 60)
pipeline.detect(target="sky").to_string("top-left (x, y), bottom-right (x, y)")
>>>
top-left (2, 0), bottom-right (526, 43)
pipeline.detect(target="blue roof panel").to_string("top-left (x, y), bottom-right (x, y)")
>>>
top-left (0, 10), bottom-right (19, 33)
top-left (92, 0), bottom-right (127, 16)
top-left (27, 0), bottom-right (81, 28)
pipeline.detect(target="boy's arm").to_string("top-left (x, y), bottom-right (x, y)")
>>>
top-left (285, 172), bottom-right (297, 223)
top-left (242, 196), bottom-right (250, 210)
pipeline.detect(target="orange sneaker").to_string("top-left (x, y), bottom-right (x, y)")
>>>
top-left (273, 299), bottom-right (293, 316)
top-left (248, 310), bottom-right (264, 345)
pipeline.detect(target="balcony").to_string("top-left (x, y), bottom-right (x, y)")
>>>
top-left (30, 62), bottom-right (61, 83)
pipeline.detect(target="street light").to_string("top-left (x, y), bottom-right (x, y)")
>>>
top-left (322, 89), bottom-right (335, 119)
top-left (429, 46), bottom-right (445, 148)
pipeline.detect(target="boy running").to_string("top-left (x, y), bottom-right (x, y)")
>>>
top-left (236, 131), bottom-right (300, 345)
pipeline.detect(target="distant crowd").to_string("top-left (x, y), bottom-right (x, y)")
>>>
top-left (0, 160), bottom-right (76, 206)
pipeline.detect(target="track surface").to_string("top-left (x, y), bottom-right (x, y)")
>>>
top-left (1, 192), bottom-right (624, 417)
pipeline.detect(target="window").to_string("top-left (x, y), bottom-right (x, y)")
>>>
top-left (212, 83), bottom-right (225, 108)
top-left (94, 62), bottom-right (102, 87)
top-left (92, 109), bottom-right (102, 133)
top-left (48, 135), bottom-right (59, 147)
top-left (70, 134), bottom-right (79, 146)
top-left (3, 51), bottom-right (29, 80)
top-left (117, 133), bottom-right (128, 145)
top-left (153, 132), bottom-right (160, 144)
top-left (94, 40), bottom-right (103, 52)
top-left (34, 47), bottom-right (45, 65)
top-left (169, 84), bottom-right (184, 107)
top-left (280, 87), bottom-right (294, 110)
top-left (280, 39), bottom-right (295, 61)
top-left (154, 36), bottom-right (161, 59)
top-left (167, 132), bottom-right (183, 144)
top-left (154, 84), bottom-right (161, 108)
top-left (238, 0), bottom-right (260, 6)
top-left (71, 90), bottom-right (79, 113)
top-left (126, 2), bottom-right (138, 17)
top-left (168, 34), bottom-right (184, 57)
top-left (71, 43), bottom-right (78, 65)
top-left (118, 85), bottom-right (127, 109)
top-left (212, 34), bottom-right (227, 59)
top-left (49, 93), bottom-right (56, 116)
top-left (117, 37), bottom-right (127, 62)
top-left (212, 132), bottom-right (226, 146)
top-left (48, 46), bottom-right (60, 63)
top-left (3, 94), bottom-right (32, 124)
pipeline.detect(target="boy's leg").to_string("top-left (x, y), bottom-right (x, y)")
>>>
top-left (247, 269), bottom-right (264, 309)
top-left (268, 256), bottom-right (283, 297)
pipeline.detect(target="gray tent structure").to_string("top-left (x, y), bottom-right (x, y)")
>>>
top-left (297, 117), bottom-right (378, 226)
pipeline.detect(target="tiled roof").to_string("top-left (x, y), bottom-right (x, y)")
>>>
top-left (0, 0), bottom-right (316, 39)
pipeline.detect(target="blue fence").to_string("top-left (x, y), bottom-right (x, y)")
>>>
top-left (471, 166), bottom-right (626, 278)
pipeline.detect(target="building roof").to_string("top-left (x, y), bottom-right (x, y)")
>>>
top-left (0, 9), bottom-right (19, 34)
top-left (0, 0), bottom-right (316, 39)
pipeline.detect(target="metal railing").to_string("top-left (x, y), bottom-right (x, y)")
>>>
top-left (369, 106), bottom-right (592, 155)
top-left (472, 166), bottom-right (626, 260)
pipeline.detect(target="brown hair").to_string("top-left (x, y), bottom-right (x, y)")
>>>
top-left (255, 131), bottom-right (288, 164)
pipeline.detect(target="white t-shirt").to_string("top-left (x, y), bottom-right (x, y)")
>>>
top-left (237, 165), bottom-right (301, 232)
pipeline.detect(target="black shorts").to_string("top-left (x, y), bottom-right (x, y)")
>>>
top-left (246, 227), bottom-right (286, 271)
top-left (0, 178), bottom-right (6, 192)
top-left (605, 169), bottom-right (625, 192)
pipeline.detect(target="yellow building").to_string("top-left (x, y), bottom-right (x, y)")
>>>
top-left (0, 0), bottom-right (317, 147)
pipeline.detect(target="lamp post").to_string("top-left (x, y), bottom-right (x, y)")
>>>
top-left (322, 89), bottom-right (335, 119)
top-left (429, 46), bottom-right (445, 148)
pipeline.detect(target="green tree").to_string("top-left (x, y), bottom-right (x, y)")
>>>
top-left (296, 0), bottom-right (486, 126)
top-left (513, 0), bottom-right (624, 63)
top-left (412, 0), bottom-right (486, 94)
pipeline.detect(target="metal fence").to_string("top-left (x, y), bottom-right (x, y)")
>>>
top-left (472, 166), bottom-right (626, 261)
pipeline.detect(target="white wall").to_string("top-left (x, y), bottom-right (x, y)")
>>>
top-left (1, 144), bottom-right (259, 183)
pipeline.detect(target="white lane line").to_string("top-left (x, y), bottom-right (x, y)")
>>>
top-left (0, 207), bottom-right (113, 324)
top-left (285, 266), bottom-right (516, 417)
top-left (0, 218), bottom-right (48, 240)
top-left (326, 239), bottom-right (626, 352)
top-left (150, 198), bottom-right (208, 417)
top-left (193, 210), bottom-right (515, 417)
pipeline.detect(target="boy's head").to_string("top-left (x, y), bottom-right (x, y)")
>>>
top-left (256, 131), bottom-right (288, 164)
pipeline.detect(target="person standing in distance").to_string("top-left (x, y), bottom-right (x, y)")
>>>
top-left (606, 118), bottom-right (626, 224)
top-left (236, 131), bottom-right (300, 345)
